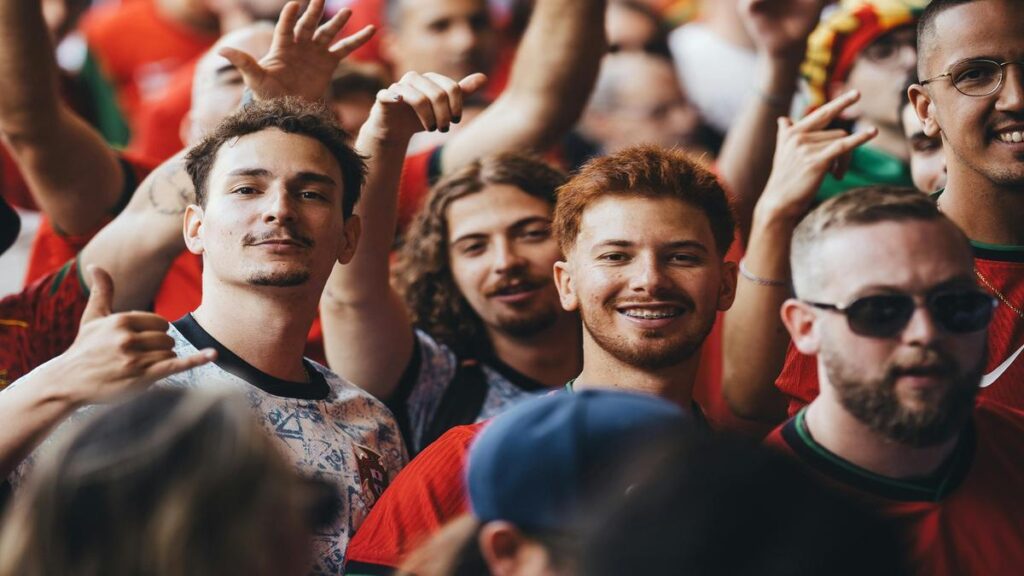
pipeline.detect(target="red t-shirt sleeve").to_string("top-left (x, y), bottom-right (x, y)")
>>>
top-left (396, 146), bottom-right (443, 234)
top-left (0, 259), bottom-right (89, 386)
top-left (775, 342), bottom-right (818, 417)
top-left (344, 422), bottom-right (484, 574)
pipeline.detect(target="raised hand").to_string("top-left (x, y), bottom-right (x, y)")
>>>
top-left (740, 0), bottom-right (832, 58)
top-left (757, 90), bottom-right (878, 222)
top-left (218, 0), bottom-right (375, 102)
top-left (53, 266), bottom-right (216, 407)
top-left (363, 71), bottom-right (489, 146)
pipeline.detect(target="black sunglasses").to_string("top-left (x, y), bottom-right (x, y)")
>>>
top-left (803, 290), bottom-right (997, 338)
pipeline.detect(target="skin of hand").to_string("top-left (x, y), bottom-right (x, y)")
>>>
top-left (218, 0), bottom-right (376, 102)
top-left (46, 266), bottom-right (216, 408)
top-left (740, 0), bottom-right (834, 59)
top-left (755, 90), bottom-right (878, 224)
top-left (366, 71), bottom-right (489, 146)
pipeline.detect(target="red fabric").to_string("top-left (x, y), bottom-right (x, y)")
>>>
top-left (776, 255), bottom-right (1024, 416)
top-left (80, 0), bottom-right (216, 141)
top-left (342, 0), bottom-right (385, 65)
top-left (22, 153), bottom-right (158, 284)
top-left (344, 422), bottom-right (484, 571)
top-left (1, 148), bottom-right (38, 211)
top-left (130, 60), bottom-right (195, 162)
top-left (396, 147), bottom-right (436, 233)
top-left (765, 400), bottom-right (1024, 576)
top-left (0, 260), bottom-right (88, 386)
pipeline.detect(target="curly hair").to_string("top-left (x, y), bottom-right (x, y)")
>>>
top-left (394, 153), bottom-right (567, 353)
top-left (185, 97), bottom-right (366, 218)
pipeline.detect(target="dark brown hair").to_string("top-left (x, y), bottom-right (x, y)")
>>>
top-left (553, 145), bottom-right (734, 256)
top-left (185, 97), bottom-right (366, 218)
top-left (394, 153), bottom-right (567, 352)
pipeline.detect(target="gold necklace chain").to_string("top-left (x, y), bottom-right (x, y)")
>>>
top-left (976, 267), bottom-right (1024, 320)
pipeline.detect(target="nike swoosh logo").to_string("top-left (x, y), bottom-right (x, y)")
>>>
top-left (981, 343), bottom-right (1024, 388)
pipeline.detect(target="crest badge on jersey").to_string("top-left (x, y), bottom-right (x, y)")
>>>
top-left (354, 443), bottom-right (388, 506)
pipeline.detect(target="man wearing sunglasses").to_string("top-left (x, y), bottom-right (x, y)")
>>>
top-left (768, 186), bottom-right (1024, 575)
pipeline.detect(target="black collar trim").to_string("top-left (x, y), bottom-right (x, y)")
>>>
top-left (780, 408), bottom-right (975, 502)
top-left (480, 352), bottom-right (549, 392)
top-left (172, 314), bottom-right (330, 400)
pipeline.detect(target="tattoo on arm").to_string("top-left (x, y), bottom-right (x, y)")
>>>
top-left (145, 160), bottom-right (194, 216)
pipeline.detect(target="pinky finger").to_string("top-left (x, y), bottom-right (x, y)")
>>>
top-left (328, 25), bottom-right (376, 59)
top-left (146, 348), bottom-right (217, 381)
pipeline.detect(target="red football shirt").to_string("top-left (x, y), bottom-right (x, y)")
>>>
top-left (130, 59), bottom-right (195, 163)
top-left (80, 0), bottom-right (216, 141)
top-left (0, 259), bottom-right (89, 387)
top-left (765, 400), bottom-right (1024, 576)
top-left (777, 246), bottom-right (1024, 415)
top-left (344, 422), bottom-right (484, 575)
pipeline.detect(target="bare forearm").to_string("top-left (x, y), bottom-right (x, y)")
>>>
top-left (0, 364), bottom-right (79, 477)
top-left (442, 0), bottom-right (606, 171)
top-left (721, 209), bottom-right (797, 421)
top-left (718, 55), bottom-right (802, 241)
top-left (0, 0), bottom-right (61, 131)
top-left (78, 154), bottom-right (192, 311)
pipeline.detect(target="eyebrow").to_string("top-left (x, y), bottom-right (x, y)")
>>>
top-left (225, 168), bottom-right (337, 187)
top-left (592, 239), bottom-right (710, 252)
top-left (450, 216), bottom-right (552, 245)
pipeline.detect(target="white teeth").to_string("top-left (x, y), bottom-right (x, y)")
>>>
top-left (999, 131), bottom-right (1024, 143)
top-left (621, 308), bottom-right (681, 319)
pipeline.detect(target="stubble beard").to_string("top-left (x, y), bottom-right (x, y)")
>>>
top-left (247, 270), bottom-right (311, 287)
top-left (580, 305), bottom-right (715, 371)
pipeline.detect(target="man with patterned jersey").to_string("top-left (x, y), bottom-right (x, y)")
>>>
top-left (164, 98), bottom-right (406, 574)
top-left (776, 0), bottom-right (1024, 415)
top-left (766, 186), bottom-right (1024, 575)
top-left (343, 145), bottom-right (738, 574)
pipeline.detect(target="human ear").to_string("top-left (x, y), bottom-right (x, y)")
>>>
top-left (337, 214), bottom-right (362, 265)
top-left (553, 260), bottom-right (579, 312)
top-left (781, 298), bottom-right (821, 355)
top-left (183, 204), bottom-right (205, 255)
top-left (909, 84), bottom-right (941, 138)
top-left (717, 260), bottom-right (738, 311)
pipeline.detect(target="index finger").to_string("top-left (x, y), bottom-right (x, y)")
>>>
top-left (796, 90), bottom-right (861, 132)
top-left (115, 312), bottom-right (172, 333)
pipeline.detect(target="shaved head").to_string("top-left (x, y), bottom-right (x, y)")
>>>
top-left (916, 0), bottom-right (979, 76)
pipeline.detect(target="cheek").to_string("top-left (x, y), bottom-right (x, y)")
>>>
top-left (448, 255), bottom-right (485, 298)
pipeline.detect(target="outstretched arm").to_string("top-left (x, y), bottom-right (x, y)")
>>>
top-left (0, 0), bottom-right (124, 235)
top-left (439, 0), bottom-right (607, 172)
top-left (716, 0), bottom-right (830, 241)
top-left (722, 91), bottom-right (875, 421)
top-left (0, 267), bottom-right (213, 476)
top-left (322, 72), bottom-right (487, 398)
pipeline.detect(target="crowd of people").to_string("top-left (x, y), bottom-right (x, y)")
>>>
top-left (0, 0), bottom-right (1022, 574)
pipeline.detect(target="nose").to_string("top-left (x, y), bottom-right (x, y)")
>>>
top-left (899, 45), bottom-right (918, 71)
top-left (448, 20), bottom-right (480, 53)
top-left (901, 302), bottom-right (941, 346)
top-left (263, 187), bottom-right (297, 225)
top-left (628, 253), bottom-right (670, 295)
top-left (492, 237), bottom-right (526, 275)
top-left (996, 62), bottom-right (1024, 112)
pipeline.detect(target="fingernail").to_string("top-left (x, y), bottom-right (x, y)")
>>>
top-left (440, 126), bottom-right (449, 133)
top-left (452, 115), bottom-right (462, 123)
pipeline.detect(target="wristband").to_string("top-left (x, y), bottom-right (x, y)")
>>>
top-left (738, 258), bottom-right (788, 287)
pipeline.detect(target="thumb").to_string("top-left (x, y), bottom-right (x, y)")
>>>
top-left (218, 47), bottom-right (263, 86)
top-left (81, 265), bottom-right (114, 324)
top-left (457, 73), bottom-right (489, 96)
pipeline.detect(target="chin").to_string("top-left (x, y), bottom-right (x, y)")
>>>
top-left (247, 270), bottom-right (311, 287)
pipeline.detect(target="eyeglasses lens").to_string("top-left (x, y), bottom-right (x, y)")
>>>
top-left (844, 292), bottom-right (994, 337)
top-left (952, 60), bottom-right (1002, 96)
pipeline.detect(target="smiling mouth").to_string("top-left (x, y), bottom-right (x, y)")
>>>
top-left (996, 129), bottom-right (1024, 143)
top-left (617, 306), bottom-right (685, 320)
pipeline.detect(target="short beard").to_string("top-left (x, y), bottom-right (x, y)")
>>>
top-left (492, 306), bottom-right (560, 339)
top-left (582, 309), bottom-right (714, 371)
top-left (247, 270), bottom-right (311, 287)
top-left (824, 346), bottom-right (983, 447)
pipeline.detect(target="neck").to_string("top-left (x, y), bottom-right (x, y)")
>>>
top-left (486, 313), bottom-right (582, 388)
top-left (573, 335), bottom-right (701, 410)
top-left (856, 121), bottom-right (909, 162)
top-left (940, 170), bottom-right (1024, 245)
top-left (192, 278), bottom-right (319, 382)
top-left (155, 0), bottom-right (219, 35)
top-left (804, 384), bottom-right (960, 479)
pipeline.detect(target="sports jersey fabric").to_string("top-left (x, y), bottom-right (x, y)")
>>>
top-left (23, 152), bottom-right (157, 284)
top-left (344, 422), bottom-right (484, 576)
top-left (816, 144), bottom-right (913, 201)
top-left (777, 244), bottom-right (1024, 416)
top-left (165, 314), bottom-right (408, 574)
top-left (765, 401), bottom-right (1024, 575)
top-left (80, 0), bottom-right (216, 141)
top-left (396, 146), bottom-right (443, 234)
top-left (130, 60), bottom-right (194, 162)
top-left (387, 329), bottom-right (549, 454)
top-left (0, 259), bottom-right (88, 387)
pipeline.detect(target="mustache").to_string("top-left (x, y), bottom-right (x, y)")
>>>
top-left (242, 228), bottom-right (314, 248)
top-left (484, 274), bottom-right (551, 297)
top-left (886, 348), bottom-right (957, 378)
top-left (610, 291), bottom-right (697, 311)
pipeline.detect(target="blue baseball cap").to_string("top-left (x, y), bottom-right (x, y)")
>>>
top-left (0, 197), bottom-right (19, 257)
top-left (466, 390), bottom-right (691, 533)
